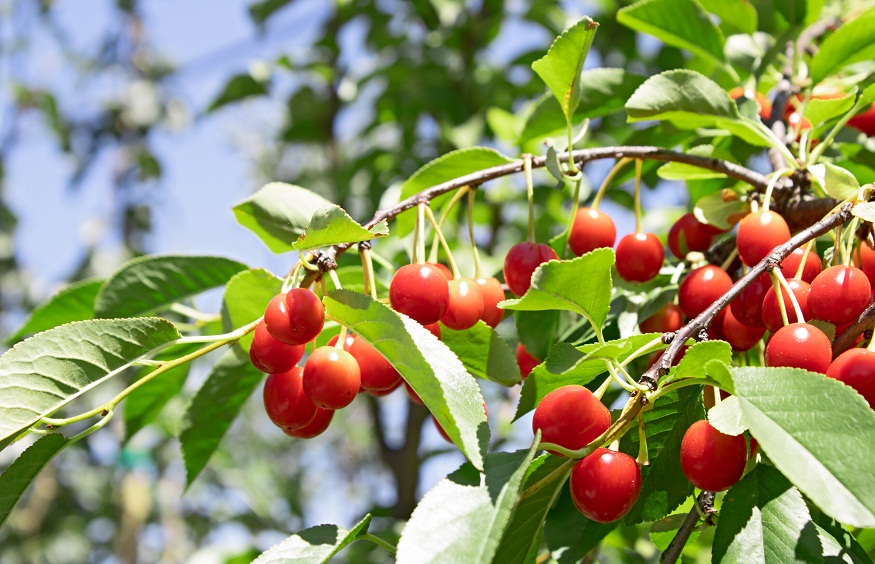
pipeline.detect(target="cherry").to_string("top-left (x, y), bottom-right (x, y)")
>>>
top-left (729, 272), bottom-right (770, 328)
top-left (678, 265), bottom-right (733, 319)
top-left (532, 385), bottom-right (611, 455)
top-left (476, 277), bottom-right (506, 328)
top-left (283, 407), bottom-right (334, 439)
top-left (427, 262), bottom-right (453, 280)
top-left (503, 242), bottom-right (559, 297)
top-left (736, 210), bottom-right (791, 267)
top-left (441, 278), bottom-right (484, 330)
top-left (680, 420), bottom-right (747, 492)
top-left (263, 367), bottom-right (318, 431)
top-left (423, 322), bottom-right (441, 339)
top-left (389, 263), bottom-right (450, 325)
top-left (722, 308), bottom-right (765, 352)
top-left (761, 279), bottom-right (811, 332)
top-left (249, 321), bottom-right (305, 374)
top-left (849, 103), bottom-right (875, 136)
top-left (404, 381), bottom-right (424, 405)
top-left (668, 213), bottom-right (714, 259)
top-left (615, 232), bottom-right (665, 283)
top-left (639, 303), bottom-right (684, 334)
top-left (809, 265), bottom-right (872, 325)
top-left (729, 87), bottom-right (772, 121)
top-left (765, 322), bottom-right (832, 374)
top-left (568, 208), bottom-right (616, 257)
top-left (826, 348), bottom-right (875, 409)
top-left (329, 334), bottom-right (401, 393)
top-left (264, 288), bottom-right (325, 345)
top-left (366, 380), bottom-right (401, 397)
top-left (302, 346), bottom-right (361, 410)
top-left (781, 247), bottom-right (822, 283)
top-left (516, 343), bottom-right (540, 380)
top-left (855, 242), bottom-right (875, 285)
top-left (569, 448), bottom-right (641, 523)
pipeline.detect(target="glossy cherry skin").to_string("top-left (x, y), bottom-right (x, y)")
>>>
top-left (615, 232), bottom-right (665, 283)
top-left (848, 103), bottom-right (875, 136)
top-left (765, 322), bottom-right (832, 374)
top-left (736, 210), bottom-right (791, 267)
top-left (476, 277), bottom-right (506, 328)
top-left (302, 346), bottom-right (361, 410)
top-left (264, 288), bottom-right (325, 346)
top-left (678, 265), bottom-right (733, 319)
top-left (568, 208), bottom-right (616, 257)
top-left (250, 321), bottom-right (305, 374)
top-left (729, 272), bottom-right (770, 328)
top-left (809, 265), bottom-right (872, 325)
top-left (516, 343), bottom-right (540, 380)
top-left (282, 407), bottom-right (334, 439)
top-left (441, 278), bottom-right (484, 330)
top-left (427, 262), bottom-right (453, 280)
top-left (855, 243), bottom-right (875, 285)
top-left (781, 247), bottom-right (822, 283)
top-left (680, 420), bottom-right (747, 492)
top-left (532, 385), bottom-right (611, 455)
top-left (827, 349), bottom-right (875, 409)
top-left (503, 242), bottom-right (559, 297)
top-left (762, 279), bottom-right (811, 332)
top-left (389, 263), bottom-right (451, 325)
top-left (722, 307), bottom-right (766, 352)
top-left (570, 448), bottom-right (642, 523)
top-left (366, 380), bottom-right (401, 397)
top-left (639, 303), bottom-right (684, 334)
top-left (422, 322), bottom-right (441, 339)
top-left (329, 334), bottom-right (401, 392)
top-left (668, 213), bottom-right (714, 259)
top-left (263, 367), bottom-right (318, 430)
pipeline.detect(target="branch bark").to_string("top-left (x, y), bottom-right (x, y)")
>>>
top-left (661, 491), bottom-right (716, 563)
top-left (832, 302), bottom-right (875, 357)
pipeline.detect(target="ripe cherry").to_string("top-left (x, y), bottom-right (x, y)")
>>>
top-left (302, 345), bottom-right (361, 410)
top-left (855, 242), bottom-right (875, 285)
top-left (736, 210), bottom-right (791, 267)
top-left (264, 288), bottom-right (325, 346)
top-left (809, 265), bottom-right (872, 325)
top-left (283, 407), bottom-right (334, 439)
top-left (729, 87), bottom-right (772, 121)
top-left (404, 381), bottom-right (424, 405)
top-left (781, 247), bottom-right (822, 283)
top-left (263, 366), bottom-right (318, 431)
top-left (568, 208), bottom-right (616, 257)
top-left (678, 265), bottom-right (733, 319)
top-left (570, 448), bottom-right (642, 523)
top-left (532, 385), bottom-right (611, 455)
top-left (848, 103), bottom-right (875, 136)
top-left (503, 242), bottom-right (559, 296)
top-left (729, 273), bottom-right (770, 328)
top-left (765, 322), bottom-right (832, 373)
top-left (761, 279), bottom-right (811, 332)
top-left (826, 349), bottom-right (875, 409)
top-left (722, 308), bottom-right (766, 352)
top-left (680, 420), bottom-right (747, 492)
top-left (250, 321), bottom-right (305, 374)
top-left (639, 303), bottom-right (684, 334)
top-left (516, 343), bottom-right (540, 379)
top-left (476, 277), bottom-right (506, 328)
top-left (427, 262), bottom-right (453, 280)
top-left (366, 380), bottom-right (401, 397)
top-left (389, 263), bottom-right (450, 325)
top-left (668, 213), bottom-right (714, 259)
top-left (423, 322), bottom-right (441, 339)
top-left (329, 334), bottom-right (401, 393)
top-left (441, 278), bottom-right (484, 330)
top-left (615, 232), bottom-right (665, 283)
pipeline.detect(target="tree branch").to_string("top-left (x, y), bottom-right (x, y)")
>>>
top-left (661, 491), bottom-right (716, 563)
top-left (832, 302), bottom-right (875, 357)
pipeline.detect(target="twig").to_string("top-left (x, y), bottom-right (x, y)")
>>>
top-left (661, 491), bottom-right (715, 563)
top-left (832, 302), bottom-right (875, 357)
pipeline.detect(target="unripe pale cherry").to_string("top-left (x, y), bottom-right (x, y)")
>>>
top-left (303, 346), bottom-right (361, 410)
top-left (570, 448), bottom-right (642, 523)
top-left (568, 207), bottom-right (616, 257)
top-left (389, 263), bottom-right (451, 325)
top-left (680, 420), bottom-right (747, 492)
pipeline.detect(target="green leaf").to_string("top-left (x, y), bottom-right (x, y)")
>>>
top-left (531, 16), bottom-right (600, 118)
top-left (732, 366), bottom-right (875, 528)
top-left (500, 249), bottom-right (614, 330)
top-left (699, 0), bottom-right (757, 34)
top-left (441, 323), bottom-right (522, 387)
top-left (221, 269), bottom-right (284, 351)
top-left (253, 514), bottom-right (372, 564)
top-left (178, 346), bottom-right (264, 488)
top-left (658, 145), bottom-right (734, 181)
top-left (704, 359), bottom-right (736, 394)
top-left (708, 395), bottom-right (747, 436)
top-left (804, 91), bottom-right (856, 128)
top-left (0, 318), bottom-right (181, 451)
top-left (618, 0), bottom-right (726, 65)
top-left (664, 340), bottom-right (733, 384)
top-left (248, 0), bottom-right (293, 26)
top-left (0, 433), bottom-right (68, 529)
top-left (233, 182), bottom-right (334, 253)
top-left (208, 74), bottom-right (268, 112)
top-left (396, 444), bottom-right (538, 563)
top-left (6, 278), bottom-right (102, 344)
top-left (694, 190), bottom-right (747, 231)
top-left (514, 310), bottom-right (559, 361)
top-left (810, 8), bottom-right (875, 85)
top-left (543, 486), bottom-right (617, 563)
top-left (94, 255), bottom-right (247, 318)
top-left (811, 512), bottom-right (875, 564)
top-left (291, 205), bottom-right (388, 252)
top-left (123, 362), bottom-right (190, 442)
top-left (809, 162), bottom-right (860, 201)
top-left (324, 290), bottom-right (488, 470)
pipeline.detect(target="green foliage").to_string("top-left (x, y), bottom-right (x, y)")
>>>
top-left (221, 269), bottom-right (283, 350)
top-left (292, 205), bottom-right (388, 252)
top-left (254, 514), bottom-right (373, 563)
top-left (6, 278), bottom-right (102, 344)
top-left (441, 322), bottom-right (522, 386)
top-left (207, 74), bottom-right (268, 112)
top-left (0, 433), bottom-right (67, 529)
top-left (810, 7), bottom-right (875, 84)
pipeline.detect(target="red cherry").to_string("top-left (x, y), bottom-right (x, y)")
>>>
top-left (568, 208), bottom-right (616, 257)
top-left (680, 420), bottom-right (747, 492)
top-left (516, 343), bottom-right (540, 380)
top-left (326, 333), bottom-right (355, 350)
top-left (427, 262), bottom-right (453, 280)
top-left (639, 303), bottom-right (684, 334)
top-left (668, 213), bottom-right (714, 259)
top-left (827, 348), bottom-right (875, 409)
top-left (476, 277), bottom-right (506, 328)
top-left (781, 247), bottom-right (822, 283)
top-left (263, 367), bottom-right (318, 430)
top-left (532, 385), bottom-right (611, 455)
top-left (282, 407), bottom-right (334, 439)
top-left (722, 308), bottom-right (766, 352)
top-left (729, 272), bottom-right (770, 328)
top-left (848, 103), bottom-right (875, 136)
top-left (249, 321), bottom-right (305, 374)
top-left (264, 289), bottom-right (325, 346)
top-left (736, 210), bottom-right (791, 267)
top-left (329, 334), bottom-right (401, 393)
top-left (441, 278), bottom-right (484, 330)
top-left (404, 381), bottom-right (424, 405)
top-left (423, 322), bottom-right (441, 339)
top-left (389, 263), bottom-right (450, 325)
top-left (809, 265), bottom-right (872, 325)
top-left (762, 279), bottom-right (811, 332)
top-left (503, 242), bottom-right (559, 297)
top-left (855, 243), bottom-right (875, 285)
top-left (615, 232), bottom-right (665, 283)
top-left (729, 87), bottom-right (772, 120)
top-left (765, 322), bottom-right (832, 373)
top-left (366, 380), bottom-right (402, 397)
top-left (678, 265), bottom-right (733, 319)
top-left (570, 448), bottom-right (642, 523)
top-left (302, 346), bottom-right (361, 409)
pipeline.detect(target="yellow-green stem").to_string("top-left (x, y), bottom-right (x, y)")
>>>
top-left (424, 206), bottom-right (460, 278)
top-left (592, 158), bottom-right (632, 210)
top-left (467, 189), bottom-right (483, 278)
top-left (524, 155), bottom-right (536, 243)
top-left (633, 159), bottom-right (643, 233)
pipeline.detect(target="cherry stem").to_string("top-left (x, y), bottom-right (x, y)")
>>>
top-left (720, 247), bottom-right (739, 272)
top-left (336, 325), bottom-right (349, 349)
top-left (592, 157), bottom-right (632, 210)
top-left (466, 188), bottom-right (483, 278)
top-left (841, 217), bottom-right (859, 267)
top-left (833, 223), bottom-right (843, 267)
top-left (795, 240), bottom-right (815, 279)
top-left (633, 159), bottom-right (644, 233)
top-left (636, 414), bottom-right (649, 466)
top-left (606, 361), bottom-right (637, 393)
top-left (524, 155), bottom-right (535, 244)
top-left (768, 270), bottom-right (789, 326)
top-left (361, 534), bottom-right (397, 556)
top-left (327, 269), bottom-right (343, 292)
top-left (519, 457), bottom-right (575, 502)
top-left (762, 168), bottom-right (794, 212)
top-left (414, 202), bottom-right (426, 265)
top-left (282, 262), bottom-right (304, 293)
top-left (428, 185), bottom-right (469, 264)
top-left (592, 373), bottom-right (613, 401)
top-left (619, 337), bottom-right (664, 368)
top-left (562, 174), bottom-right (583, 260)
top-left (424, 205), bottom-right (460, 278)
top-left (360, 246), bottom-right (378, 300)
